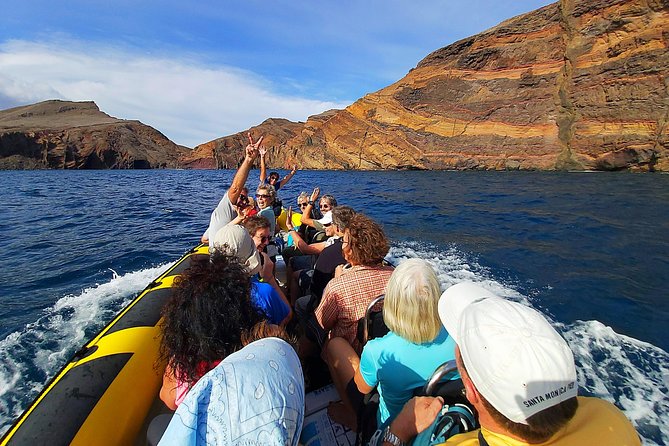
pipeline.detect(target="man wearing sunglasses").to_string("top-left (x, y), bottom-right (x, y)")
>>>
top-left (201, 133), bottom-right (263, 251)
top-left (259, 148), bottom-right (298, 192)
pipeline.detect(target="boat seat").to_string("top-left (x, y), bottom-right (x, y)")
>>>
top-left (414, 360), bottom-right (469, 406)
top-left (357, 294), bottom-right (388, 347)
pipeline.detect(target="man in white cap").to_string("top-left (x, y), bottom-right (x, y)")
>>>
top-left (381, 282), bottom-right (640, 446)
top-left (211, 224), bottom-right (291, 326)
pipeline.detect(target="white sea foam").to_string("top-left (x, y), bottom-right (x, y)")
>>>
top-left (388, 242), bottom-right (528, 305)
top-left (562, 321), bottom-right (669, 446)
top-left (0, 263), bottom-right (172, 436)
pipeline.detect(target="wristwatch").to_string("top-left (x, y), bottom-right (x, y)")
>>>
top-left (382, 426), bottom-right (405, 446)
top-left (308, 200), bottom-right (314, 206)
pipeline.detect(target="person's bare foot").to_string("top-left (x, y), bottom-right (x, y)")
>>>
top-left (327, 401), bottom-right (358, 432)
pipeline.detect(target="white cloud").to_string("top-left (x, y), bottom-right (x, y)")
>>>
top-left (0, 39), bottom-right (349, 147)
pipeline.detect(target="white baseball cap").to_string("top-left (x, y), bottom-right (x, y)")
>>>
top-left (211, 224), bottom-right (262, 276)
top-left (438, 282), bottom-right (577, 424)
top-left (313, 210), bottom-right (333, 230)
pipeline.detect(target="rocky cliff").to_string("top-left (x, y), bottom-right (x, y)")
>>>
top-left (0, 100), bottom-right (187, 169)
top-left (187, 0), bottom-right (669, 171)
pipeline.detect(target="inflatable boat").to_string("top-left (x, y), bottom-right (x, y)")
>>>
top-left (1, 211), bottom-right (304, 446)
top-left (0, 245), bottom-right (211, 446)
top-left (1, 228), bottom-right (469, 445)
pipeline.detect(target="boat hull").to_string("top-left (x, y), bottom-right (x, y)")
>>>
top-left (1, 245), bottom-right (210, 446)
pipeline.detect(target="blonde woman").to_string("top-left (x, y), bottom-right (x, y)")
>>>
top-left (324, 259), bottom-right (459, 430)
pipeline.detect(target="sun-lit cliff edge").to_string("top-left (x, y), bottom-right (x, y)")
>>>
top-left (184, 0), bottom-right (669, 171)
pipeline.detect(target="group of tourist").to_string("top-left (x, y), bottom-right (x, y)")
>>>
top-left (152, 134), bottom-right (640, 446)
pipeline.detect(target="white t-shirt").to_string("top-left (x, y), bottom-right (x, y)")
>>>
top-left (203, 193), bottom-right (235, 246)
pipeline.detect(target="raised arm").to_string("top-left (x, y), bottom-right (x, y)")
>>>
top-left (278, 164), bottom-right (298, 189)
top-left (285, 206), bottom-right (327, 255)
top-left (259, 147), bottom-right (268, 184)
top-left (299, 187), bottom-right (320, 228)
top-left (227, 133), bottom-right (262, 204)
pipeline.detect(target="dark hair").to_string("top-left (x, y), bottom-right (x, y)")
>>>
top-left (332, 206), bottom-right (356, 232)
top-left (458, 349), bottom-right (578, 442)
top-left (244, 215), bottom-right (271, 236)
top-left (269, 171), bottom-right (280, 179)
top-left (344, 213), bottom-right (389, 266)
top-left (158, 252), bottom-right (263, 387)
top-left (240, 321), bottom-right (298, 351)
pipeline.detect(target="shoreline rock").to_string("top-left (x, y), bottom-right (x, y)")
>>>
top-left (0, 100), bottom-right (187, 170)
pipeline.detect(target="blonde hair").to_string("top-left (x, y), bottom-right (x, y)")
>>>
top-left (383, 259), bottom-right (442, 344)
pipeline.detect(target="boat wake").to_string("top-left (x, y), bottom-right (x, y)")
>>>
top-left (563, 321), bottom-right (669, 446)
top-left (0, 263), bottom-right (172, 437)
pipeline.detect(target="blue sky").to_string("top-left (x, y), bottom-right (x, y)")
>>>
top-left (0, 1), bottom-right (553, 147)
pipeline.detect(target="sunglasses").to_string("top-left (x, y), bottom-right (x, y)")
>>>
top-left (256, 194), bottom-right (270, 199)
top-left (255, 235), bottom-right (271, 243)
top-left (298, 202), bottom-right (309, 208)
top-left (320, 204), bottom-right (331, 209)
top-left (323, 223), bottom-right (332, 227)
top-left (238, 194), bottom-right (248, 202)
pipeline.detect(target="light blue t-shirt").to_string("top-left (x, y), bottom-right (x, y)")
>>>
top-left (359, 328), bottom-right (459, 425)
top-left (258, 206), bottom-right (276, 235)
top-left (159, 338), bottom-right (304, 446)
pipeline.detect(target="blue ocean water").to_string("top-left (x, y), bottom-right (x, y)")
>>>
top-left (0, 170), bottom-right (667, 444)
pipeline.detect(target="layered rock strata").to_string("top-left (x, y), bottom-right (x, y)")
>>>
top-left (0, 100), bottom-right (187, 169)
top-left (189, 0), bottom-right (669, 171)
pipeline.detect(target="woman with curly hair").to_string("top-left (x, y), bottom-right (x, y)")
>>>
top-left (308, 213), bottom-right (394, 354)
top-left (158, 252), bottom-right (263, 410)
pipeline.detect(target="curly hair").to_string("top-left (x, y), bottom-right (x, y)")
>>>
top-left (344, 213), bottom-right (389, 266)
top-left (244, 215), bottom-right (271, 237)
top-left (158, 252), bottom-right (263, 387)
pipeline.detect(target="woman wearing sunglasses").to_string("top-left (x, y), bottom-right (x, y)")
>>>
top-left (255, 184), bottom-right (277, 235)
top-left (299, 187), bottom-right (338, 231)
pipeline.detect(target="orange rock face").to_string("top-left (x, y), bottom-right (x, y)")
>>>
top-left (189, 0), bottom-right (669, 171)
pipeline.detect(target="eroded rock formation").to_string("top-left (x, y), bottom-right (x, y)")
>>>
top-left (0, 100), bottom-right (187, 169)
top-left (188, 0), bottom-right (669, 171)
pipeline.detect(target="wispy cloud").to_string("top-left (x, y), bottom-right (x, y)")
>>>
top-left (0, 39), bottom-right (349, 147)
